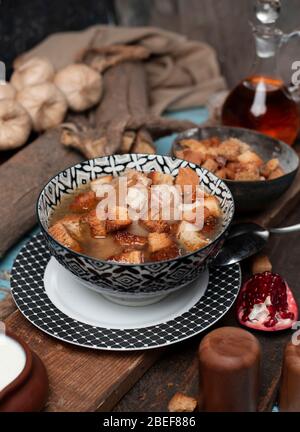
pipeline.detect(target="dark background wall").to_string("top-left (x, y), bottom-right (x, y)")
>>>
top-left (0, 0), bottom-right (116, 76)
top-left (1, 0), bottom-right (299, 86)
top-left (115, 0), bottom-right (300, 87)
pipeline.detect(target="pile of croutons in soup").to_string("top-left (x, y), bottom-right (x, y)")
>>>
top-left (49, 167), bottom-right (223, 264)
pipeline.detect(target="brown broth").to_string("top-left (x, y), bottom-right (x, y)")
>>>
top-left (49, 172), bottom-right (223, 262)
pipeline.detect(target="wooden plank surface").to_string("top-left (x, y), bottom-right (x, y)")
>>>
top-left (114, 201), bottom-right (300, 412)
top-left (2, 136), bottom-right (300, 411)
top-left (0, 128), bottom-right (83, 257)
top-left (4, 310), bottom-right (161, 412)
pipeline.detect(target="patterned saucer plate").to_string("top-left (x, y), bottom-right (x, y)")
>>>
top-left (11, 234), bottom-right (241, 351)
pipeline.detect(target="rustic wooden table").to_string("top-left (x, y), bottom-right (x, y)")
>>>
top-left (1, 109), bottom-right (300, 412)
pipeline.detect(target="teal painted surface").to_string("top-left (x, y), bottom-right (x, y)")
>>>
top-left (155, 107), bottom-right (208, 155)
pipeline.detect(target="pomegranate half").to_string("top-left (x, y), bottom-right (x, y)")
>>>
top-left (237, 272), bottom-right (298, 331)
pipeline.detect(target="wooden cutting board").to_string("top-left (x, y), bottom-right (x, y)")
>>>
top-left (2, 147), bottom-right (300, 412)
top-left (2, 306), bottom-right (162, 412)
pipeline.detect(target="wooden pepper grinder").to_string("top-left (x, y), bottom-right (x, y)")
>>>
top-left (198, 327), bottom-right (261, 412)
top-left (280, 341), bottom-right (300, 411)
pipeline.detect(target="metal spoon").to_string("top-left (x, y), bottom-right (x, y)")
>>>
top-left (213, 222), bottom-right (300, 267)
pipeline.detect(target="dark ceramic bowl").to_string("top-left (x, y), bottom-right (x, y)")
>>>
top-left (173, 126), bottom-right (299, 212)
top-left (37, 153), bottom-right (234, 303)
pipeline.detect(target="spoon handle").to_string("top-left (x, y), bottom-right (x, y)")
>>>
top-left (270, 223), bottom-right (300, 234)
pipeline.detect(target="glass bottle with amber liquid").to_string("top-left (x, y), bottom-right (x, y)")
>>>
top-left (222, 0), bottom-right (300, 145)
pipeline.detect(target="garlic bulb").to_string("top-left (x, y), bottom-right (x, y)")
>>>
top-left (17, 82), bottom-right (67, 132)
top-left (54, 63), bottom-right (103, 112)
top-left (11, 57), bottom-right (55, 91)
top-left (0, 82), bottom-right (16, 100)
top-left (0, 100), bottom-right (31, 150)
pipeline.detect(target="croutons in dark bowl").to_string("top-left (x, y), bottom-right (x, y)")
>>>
top-left (37, 153), bottom-right (234, 304)
top-left (173, 126), bottom-right (299, 212)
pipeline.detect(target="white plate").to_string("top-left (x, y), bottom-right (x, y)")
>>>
top-left (44, 258), bottom-right (209, 330)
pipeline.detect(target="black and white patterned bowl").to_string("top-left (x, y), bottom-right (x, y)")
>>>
top-left (37, 154), bottom-right (235, 302)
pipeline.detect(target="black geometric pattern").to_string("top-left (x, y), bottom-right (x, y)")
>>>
top-left (36, 154), bottom-right (235, 295)
top-left (11, 235), bottom-right (241, 351)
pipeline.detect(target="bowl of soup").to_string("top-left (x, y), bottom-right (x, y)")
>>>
top-left (173, 126), bottom-right (299, 212)
top-left (37, 153), bottom-right (234, 303)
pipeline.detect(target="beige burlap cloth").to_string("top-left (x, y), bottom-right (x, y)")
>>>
top-left (16, 25), bottom-right (226, 114)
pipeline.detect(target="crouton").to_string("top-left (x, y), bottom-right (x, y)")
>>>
top-left (69, 190), bottom-right (97, 213)
top-left (260, 158), bottom-right (279, 178)
top-left (123, 169), bottom-right (151, 187)
top-left (86, 209), bottom-right (106, 238)
top-left (49, 222), bottom-right (82, 253)
top-left (176, 149), bottom-right (204, 165)
top-left (215, 167), bottom-right (228, 179)
top-left (201, 215), bottom-right (218, 235)
top-left (205, 147), bottom-right (220, 159)
top-left (217, 138), bottom-right (242, 161)
top-left (267, 158), bottom-right (280, 172)
top-left (237, 150), bottom-right (263, 167)
top-left (106, 206), bottom-right (132, 233)
top-left (114, 231), bottom-right (147, 248)
top-left (109, 250), bottom-right (144, 264)
top-left (204, 136), bottom-right (222, 147)
top-left (268, 167), bottom-right (284, 180)
top-left (148, 171), bottom-right (174, 185)
top-left (148, 232), bottom-right (173, 253)
top-left (175, 150), bottom-right (185, 159)
top-left (175, 167), bottom-right (199, 189)
top-left (239, 140), bottom-right (251, 153)
top-left (90, 175), bottom-right (113, 192)
top-left (182, 201), bottom-right (205, 228)
top-left (59, 214), bottom-right (83, 241)
top-left (179, 138), bottom-right (205, 152)
top-left (168, 392), bottom-right (197, 412)
top-left (202, 158), bottom-right (218, 173)
top-left (176, 221), bottom-right (209, 252)
top-left (204, 196), bottom-right (221, 218)
top-left (215, 154), bottom-right (227, 167)
top-left (139, 218), bottom-right (170, 233)
top-left (225, 162), bottom-right (240, 179)
top-left (234, 164), bottom-right (260, 181)
top-left (127, 186), bottom-right (148, 213)
top-left (150, 243), bottom-right (180, 262)
top-left (252, 254), bottom-right (272, 274)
